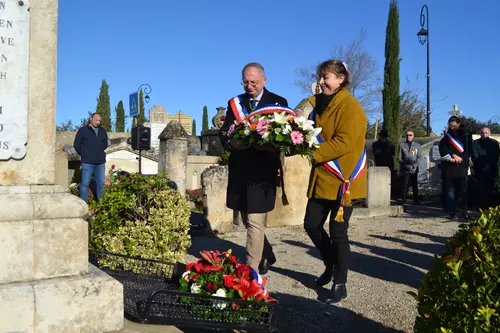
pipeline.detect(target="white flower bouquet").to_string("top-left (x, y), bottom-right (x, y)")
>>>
top-left (227, 106), bottom-right (322, 158)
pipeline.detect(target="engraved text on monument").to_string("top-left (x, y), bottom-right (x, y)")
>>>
top-left (0, 0), bottom-right (30, 160)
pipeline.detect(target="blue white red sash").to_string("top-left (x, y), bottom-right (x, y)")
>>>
top-left (308, 109), bottom-right (367, 216)
top-left (445, 132), bottom-right (464, 153)
top-left (229, 95), bottom-right (296, 122)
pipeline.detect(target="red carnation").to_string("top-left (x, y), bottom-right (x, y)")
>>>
top-left (223, 275), bottom-right (235, 288)
top-left (192, 273), bottom-right (199, 281)
top-left (205, 282), bottom-right (217, 292)
top-left (111, 164), bottom-right (116, 169)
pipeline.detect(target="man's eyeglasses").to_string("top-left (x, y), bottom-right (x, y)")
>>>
top-left (406, 134), bottom-right (414, 137)
top-left (241, 78), bottom-right (262, 87)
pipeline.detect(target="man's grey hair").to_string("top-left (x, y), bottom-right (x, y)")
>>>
top-left (242, 62), bottom-right (265, 77)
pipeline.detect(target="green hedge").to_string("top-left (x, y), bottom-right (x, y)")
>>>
top-left (413, 207), bottom-right (500, 332)
top-left (88, 172), bottom-right (191, 263)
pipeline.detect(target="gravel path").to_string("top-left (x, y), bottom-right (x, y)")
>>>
top-left (184, 206), bottom-right (463, 333)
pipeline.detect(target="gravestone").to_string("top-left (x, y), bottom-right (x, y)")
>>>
top-left (0, 1), bottom-right (123, 332)
top-left (158, 120), bottom-right (189, 195)
top-left (366, 167), bottom-right (391, 208)
top-left (201, 129), bottom-right (224, 156)
top-left (147, 104), bottom-right (169, 150)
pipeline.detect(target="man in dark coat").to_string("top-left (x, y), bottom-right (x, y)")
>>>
top-left (219, 62), bottom-right (288, 274)
top-left (372, 129), bottom-right (395, 172)
top-left (73, 113), bottom-right (109, 202)
top-left (472, 127), bottom-right (500, 210)
top-left (439, 116), bottom-right (473, 219)
top-left (398, 130), bottom-right (421, 204)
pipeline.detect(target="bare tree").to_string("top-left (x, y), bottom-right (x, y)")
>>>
top-left (295, 29), bottom-right (378, 114)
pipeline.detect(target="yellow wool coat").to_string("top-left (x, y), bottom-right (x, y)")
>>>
top-left (307, 88), bottom-right (368, 201)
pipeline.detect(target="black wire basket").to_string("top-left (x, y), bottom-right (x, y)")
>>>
top-left (89, 250), bottom-right (279, 332)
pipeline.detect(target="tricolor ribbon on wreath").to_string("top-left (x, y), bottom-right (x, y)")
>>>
top-left (445, 132), bottom-right (464, 153)
top-left (308, 109), bottom-right (367, 222)
top-left (229, 95), bottom-right (296, 206)
top-left (229, 95), bottom-right (297, 122)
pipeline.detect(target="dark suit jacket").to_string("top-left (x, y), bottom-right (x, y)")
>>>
top-left (219, 88), bottom-right (288, 213)
top-left (439, 131), bottom-right (473, 180)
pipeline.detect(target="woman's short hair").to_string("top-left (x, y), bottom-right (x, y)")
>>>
top-left (316, 60), bottom-right (351, 89)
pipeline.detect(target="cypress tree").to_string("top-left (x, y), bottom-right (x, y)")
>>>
top-left (202, 106), bottom-right (209, 132)
top-left (383, 0), bottom-right (401, 168)
top-left (137, 89), bottom-right (148, 125)
top-left (192, 119), bottom-right (197, 136)
top-left (115, 100), bottom-right (125, 132)
top-left (95, 79), bottom-right (111, 131)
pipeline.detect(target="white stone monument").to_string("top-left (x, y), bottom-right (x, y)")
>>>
top-left (0, 1), bottom-right (123, 332)
top-left (147, 104), bottom-right (169, 150)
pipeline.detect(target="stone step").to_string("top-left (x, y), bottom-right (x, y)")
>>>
top-left (0, 264), bottom-right (123, 333)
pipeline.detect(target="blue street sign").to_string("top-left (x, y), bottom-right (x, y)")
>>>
top-left (129, 92), bottom-right (139, 117)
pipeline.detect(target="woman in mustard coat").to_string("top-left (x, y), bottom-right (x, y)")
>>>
top-left (300, 60), bottom-right (367, 304)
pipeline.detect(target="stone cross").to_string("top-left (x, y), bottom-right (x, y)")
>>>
top-left (158, 121), bottom-right (189, 195)
top-left (448, 104), bottom-right (462, 117)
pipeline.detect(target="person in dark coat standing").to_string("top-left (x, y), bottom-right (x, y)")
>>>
top-left (219, 62), bottom-right (288, 274)
top-left (372, 129), bottom-right (395, 172)
top-left (73, 113), bottom-right (109, 202)
top-left (472, 127), bottom-right (500, 210)
top-left (439, 116), bottom-right (473, 219)
top-left (398, 130), bottom-right (421, 204)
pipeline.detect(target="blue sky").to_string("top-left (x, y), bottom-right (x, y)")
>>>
top-left (56, 0), bottom-right (500, 134)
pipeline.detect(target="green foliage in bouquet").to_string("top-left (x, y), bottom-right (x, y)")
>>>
top-left (228, 112), bottom-right (320, 160)
top-left (88, 172), bottom-right (191, 265)
top-left (413, 207), bottom-right (500, 332)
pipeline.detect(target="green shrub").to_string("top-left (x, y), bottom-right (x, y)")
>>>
top-left (413, 207), bottom-right (500, 332)
top-left (88, 172), bottom-right (191, 263)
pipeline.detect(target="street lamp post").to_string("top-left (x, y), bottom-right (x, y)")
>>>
top-left (417, 5), bottom-right (430, 137)
top-left (135, 83), bottom-right (152, 174)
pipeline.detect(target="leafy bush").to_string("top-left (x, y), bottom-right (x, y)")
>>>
top-left (88, 172), bottom-right (191, 263)
top-left (413, 207), bottom-right (500, 332)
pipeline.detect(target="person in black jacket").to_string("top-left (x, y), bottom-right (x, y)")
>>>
top-left (372, 129), bottom-right (395, 172)
top-left (219, 62), bottom-right (288, 274)
top-left (439, 116), bottom-right (473, 219)
top-left (73, 113), bottom-right (109, 202)
top-left (472, 127), bottom-right (500, 210)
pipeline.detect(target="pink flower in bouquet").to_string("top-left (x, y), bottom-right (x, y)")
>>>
top-left (291, 131), bottom-right (304, 145)
top-left (227, 124), bottom-right (236, 136)
top-left (256, 119), bottom-right (270, 135)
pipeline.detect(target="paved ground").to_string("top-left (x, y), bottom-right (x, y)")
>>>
top-left (113, 205), bottom-right (467, 333)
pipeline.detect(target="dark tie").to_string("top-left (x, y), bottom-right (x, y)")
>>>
top-left (250, 99), bottom-right (258, 110)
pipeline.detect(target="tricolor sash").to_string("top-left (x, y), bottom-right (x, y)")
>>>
top-left (229, 95), bottom-right (296, 122)
top-left (445, 132), bottom-right (464, 153)
top-left (308, 109), bottom-right (367, 222)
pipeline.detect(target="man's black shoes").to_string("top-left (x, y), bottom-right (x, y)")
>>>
top-left (315, 267), bottom-right (334, 287)
top-left (324, 283), bottom-right (347, 304)
top-left (258, 256), bottom-right (276, 275)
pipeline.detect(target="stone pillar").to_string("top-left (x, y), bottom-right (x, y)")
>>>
top-left (158, 121), bottom-right (189, 195)
top-left (201, 165), bottom-right (233, 233)
top-left (0, 1), bottom-right (123, 332)
top-left (366, 167), bottom-right (391, 208)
